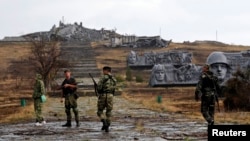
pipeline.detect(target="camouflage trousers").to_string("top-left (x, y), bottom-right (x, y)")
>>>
top-left (34, 98), bottom-right (44, 122)
top-left (64, 94), bottom-right (79, 121)
top-left (201, 94), bottom-right (215, 124)
top-left (97, 93), bottom-right (113, 124)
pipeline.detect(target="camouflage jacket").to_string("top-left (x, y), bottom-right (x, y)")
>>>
top-left (33, 79), bottom-right (45, 99)
top-left (97, 74), bottom-right (117, 94)
top-left (195, 71), bottom-right (221, 97)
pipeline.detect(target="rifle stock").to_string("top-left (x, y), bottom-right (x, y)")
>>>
top-left (89, 73), bottom-right (98, 97)
top-left (215, 94), bottom-right (220, 112)
top-left (211, 77), bottom-right (220, 113)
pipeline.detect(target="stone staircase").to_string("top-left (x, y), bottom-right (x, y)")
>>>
top-left (55, 41), bottom-right (101, 91)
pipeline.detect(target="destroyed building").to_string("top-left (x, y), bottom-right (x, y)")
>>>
top-left (111, 35), bottom-right (171, 48)
top-left (0, 20), bottom-right (171, 48)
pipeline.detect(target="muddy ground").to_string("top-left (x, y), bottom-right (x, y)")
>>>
top-left (0, 96), bottom-right (226, 141)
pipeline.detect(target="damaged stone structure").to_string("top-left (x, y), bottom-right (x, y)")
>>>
top-left (1, 21), bottom-right (171, 48)
top-left (22, 21), bottom-right (113, 42)
top-left (111, 35), bottom-right (171, 48)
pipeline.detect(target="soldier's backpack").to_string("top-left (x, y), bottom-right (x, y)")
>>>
top-left (99, 75), bottom-right (116, 95)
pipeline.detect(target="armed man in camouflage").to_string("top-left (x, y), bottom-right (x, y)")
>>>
top-left (58, 69), bottom-right (79, 127)
top-left (32, 73), bottom-right (46, 126)
top-left (195, 64), bottom-right (221, 125)
top-left (97, 66), bottom-right (117, 132)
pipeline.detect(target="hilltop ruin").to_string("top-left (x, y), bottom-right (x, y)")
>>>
top-left (1, 21), bottom-right (171, 48)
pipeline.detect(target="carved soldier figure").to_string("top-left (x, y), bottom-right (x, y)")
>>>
top-left (206, 51), bottom-right (231, 85)
top-left (128, 50), bottom-right (138, 64)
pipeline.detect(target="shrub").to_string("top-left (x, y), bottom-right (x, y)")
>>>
top-left (135, 75), bottom-right (143, 83)
top-left (223, 69), bottom-right (250, 111)
top-left (126, 67), bottom-right (132, 81)
top-left (115, 75), bottom-right (125, 83)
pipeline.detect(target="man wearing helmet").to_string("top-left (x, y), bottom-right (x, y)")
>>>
top-left (206, 51), bottom-right (231, 85)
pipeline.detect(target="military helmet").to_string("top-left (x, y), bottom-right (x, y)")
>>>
top-left (206, 51), bottom-right (229, 66)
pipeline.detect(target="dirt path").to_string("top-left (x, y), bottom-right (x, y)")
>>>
top-left (0, 96), bottom-right (209, 141)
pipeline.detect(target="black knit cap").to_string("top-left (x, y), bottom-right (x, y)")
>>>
top-left (103, 66), bottom-right (111, 72)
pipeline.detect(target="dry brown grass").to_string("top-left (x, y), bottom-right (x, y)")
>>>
top-left (0, 42), bottom-right (32, 69)
top-left (93, 42), bottom-right (250, 124)
top-left (1, 41), bottom-right (250, 124)
top-left (122, 88), bottom-right (250, 124)
top-left (93, 42), bottom-right (250, 79)
top-left (0, 104), bottom-right (34, 124)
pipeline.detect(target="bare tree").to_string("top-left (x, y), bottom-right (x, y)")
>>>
top-left (28, 36), bottom-right (69, 89)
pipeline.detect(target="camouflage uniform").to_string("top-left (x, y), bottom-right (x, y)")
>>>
top-left (61, 77), bottom-right (79, 127)
top-left (32, 74), bottom-right (45, 123)
top-left (97, 74), bottom-right (117, 132)
top-left (195, 70), bottom-right (221, 125)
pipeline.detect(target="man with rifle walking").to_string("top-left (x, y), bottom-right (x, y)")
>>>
top-left (195, 64), bottom-right (221, 125)
top-left (89, 66), bottom-right (116, 132)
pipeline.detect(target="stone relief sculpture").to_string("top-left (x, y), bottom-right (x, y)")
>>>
top-left (149, 63), bottom-right (202, 87)
top-left (207, 50), bottom-right (250, 86)
top-left (135, 50), bottom-right (250, 87)
top-left (144, 51), bottom-right (156, 65)
top-left (127, 50), bottom-right (202, 86)
top-left (127, 50), bottom-right (192, 68)
top-left (127, 50), bottom-right (139, 64)
top-left (206, 51), bottom-right (232, 85)
top-left (175, 64), bottom-right (201, 82)
top-left (149, 64), bottom-right (167, 86)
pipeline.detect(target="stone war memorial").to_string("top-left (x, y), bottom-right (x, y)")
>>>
top-left (127, 50), bottom-right (193, 69)
top-left (145, 50), bottom-right (250, 87)
top-left (126, 50), bottom-right (203, 86)
top-left (143, 50), bottom-right (250, 87)
top-left (207, 50), bottom-right (250, 86)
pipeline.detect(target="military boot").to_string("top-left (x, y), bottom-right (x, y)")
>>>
top-left (76, 120), bottom-right (80, 127)
top-left (105, 122), bottom-right (110, 132)
top-left (62, 120), bottom-right (71, 127)
top-left (209, 120), bottom-right (214, 125)
top-left (101, 119), bottom-right (107, 131)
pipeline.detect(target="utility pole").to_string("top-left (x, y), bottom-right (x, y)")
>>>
top-left (216, 30), bottom-right (218, 41)
top-left (159, 27), bottom-right (161, 37)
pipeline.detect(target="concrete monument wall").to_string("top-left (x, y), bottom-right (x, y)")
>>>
top-left (149, 64), bottom-right (202, 87)
top-left (127, 50), bottom-right (193, 69)
top-left (148, 50), bottom-right (250, 87)
top-left (126, 50), bottom-right (202, 86)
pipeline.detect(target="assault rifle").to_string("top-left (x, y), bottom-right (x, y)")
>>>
top-left (89, 73), bottom-right (98, 97)
top-left (213, 80), bottom-right (220, 112)
top-left (215, 93), bottom-right (220, 112)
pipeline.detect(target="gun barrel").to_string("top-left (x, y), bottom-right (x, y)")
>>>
top-left (89, 73), bottom-right (98, 97)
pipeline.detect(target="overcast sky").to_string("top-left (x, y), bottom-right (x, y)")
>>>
top-left (1, 0), bottom-right (250, 45)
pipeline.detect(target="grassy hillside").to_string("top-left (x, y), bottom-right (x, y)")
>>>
top-left (93, 41), bottom-right (250, 124)
top-left (1, 40), bottom-right (250, 124)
